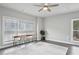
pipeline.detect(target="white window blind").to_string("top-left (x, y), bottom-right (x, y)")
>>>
top-left (2, 16), bottom-right (36, 45)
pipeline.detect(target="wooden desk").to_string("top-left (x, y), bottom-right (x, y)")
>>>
top-left (13, 34), bottom-right (33, 45)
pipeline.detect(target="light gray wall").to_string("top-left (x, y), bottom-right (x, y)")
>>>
top-left (0, 6), bottom-right (36, 20)
top-left (37, 17), bottom-right (45, 40)
top-left (45, 11), bottom-right (79, 42)
top-left (0, 16), bottom-right (2, 47)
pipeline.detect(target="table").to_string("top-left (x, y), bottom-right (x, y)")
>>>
top-left (13, 35), bottom-right (33, 45)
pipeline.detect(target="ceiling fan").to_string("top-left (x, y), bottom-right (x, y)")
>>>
top-left (34, 3), bottom-right (59, 12)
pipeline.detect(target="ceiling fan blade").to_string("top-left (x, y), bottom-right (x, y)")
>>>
top-left (48, 4), bottom-right (59, 7)
top-left (38, 8), bottom-right (43, 12)
top-left (34, 3), bottom-right (59, 12)
top-left (34, 3), bottom-right (48, 6)
top-left (33, 5), bottom-right (42, 7)
top-left (47, 8), bottom-right (51, 12)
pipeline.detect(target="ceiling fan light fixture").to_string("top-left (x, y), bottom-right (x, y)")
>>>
top-left (34, 3), bottom-right (59, 12)
top-left (43, 7), bottom-right (48, 11)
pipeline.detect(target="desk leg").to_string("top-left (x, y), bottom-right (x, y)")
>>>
top-left (19, 37), bottom-right (22, 44)
top-left (13, 38), bottom-right (15, 46)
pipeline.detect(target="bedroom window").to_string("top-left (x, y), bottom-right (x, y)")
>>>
top-left (72, 19), bottom-right (79, 42)
top-left (3, 17), bottom-right (18, 44)
top-left (2, 16), bottom-right (36, 45)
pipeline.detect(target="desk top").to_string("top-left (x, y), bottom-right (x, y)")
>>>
top-left (14, 34), bottom-right (33, 38)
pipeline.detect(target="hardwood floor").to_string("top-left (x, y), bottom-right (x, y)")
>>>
top-left (0, 41), bottom-right (68, 55)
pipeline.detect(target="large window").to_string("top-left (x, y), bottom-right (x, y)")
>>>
top-left (2, 16), bottom-right (36, 45)
top-left (19, 20), bottom-right (34, 32)
top-left (5, 19), bottom-right (18, 32)
top-left (3, 17), bottom-right (18, 44)
top-left (72, 19), bottom-right (79, 42)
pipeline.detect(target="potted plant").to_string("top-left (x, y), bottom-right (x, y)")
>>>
top-left (40, 30), bottom-right (46, 41)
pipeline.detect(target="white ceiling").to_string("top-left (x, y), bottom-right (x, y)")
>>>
top-left (1, 3), bottom-right (79, 17)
